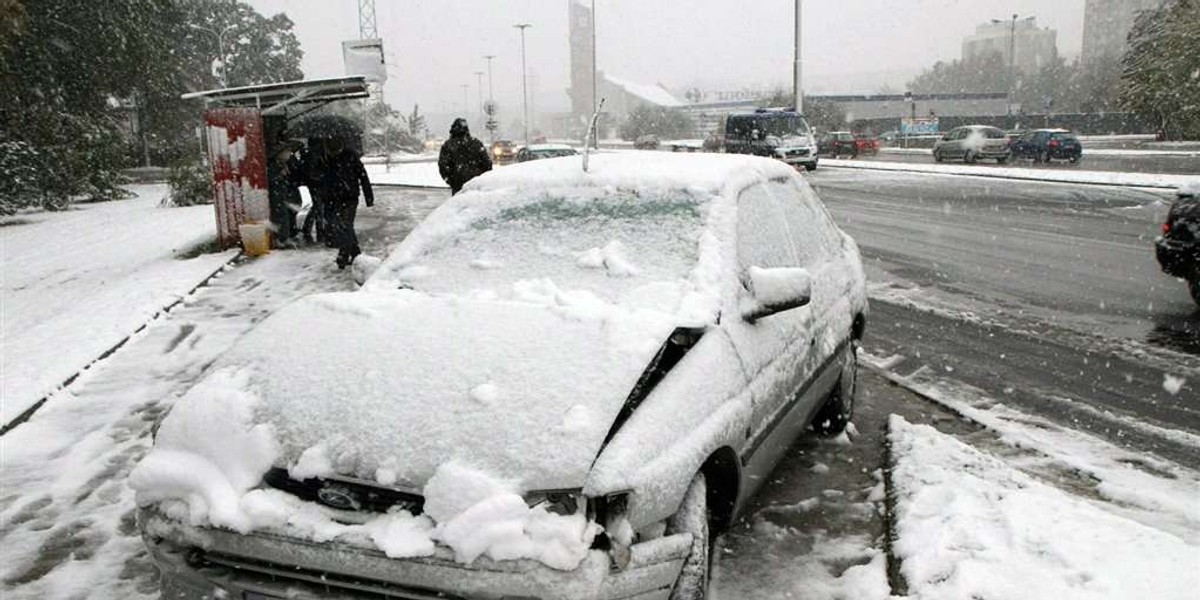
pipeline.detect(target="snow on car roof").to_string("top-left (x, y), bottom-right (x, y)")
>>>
top-left (471, 151), bottom-right (796, 195)
top-left (525, 143), bottom-right (575, 152)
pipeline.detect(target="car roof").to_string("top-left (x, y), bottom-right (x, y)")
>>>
top-left (525, 143), bottom-right (575, 151)
top-left (471, 151), bottom-right (797, 196)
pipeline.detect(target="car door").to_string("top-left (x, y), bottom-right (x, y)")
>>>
top-left (723, 180), bottom-right (821, 479)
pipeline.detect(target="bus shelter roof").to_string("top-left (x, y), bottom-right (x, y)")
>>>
top-left (181, 76), bottom-right (370, 115)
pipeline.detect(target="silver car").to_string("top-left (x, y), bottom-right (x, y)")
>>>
top-left (933, 125), bottom-right (1012, 164)
top-left (132, 152), bottom-right (868, 600)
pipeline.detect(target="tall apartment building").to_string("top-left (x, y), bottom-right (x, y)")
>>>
top-left (962, 17), bottom-right (1057, 74)
top-left (1081, 0), bottom-right (1169, 64)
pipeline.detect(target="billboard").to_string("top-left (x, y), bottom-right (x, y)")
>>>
top-left (901, 116), bottom-right (940, 135)
top-left (342, 39), bottom-right (386, 83)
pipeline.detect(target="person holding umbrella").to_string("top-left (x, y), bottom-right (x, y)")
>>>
top-left (323, 137), bottom-right (374, 269)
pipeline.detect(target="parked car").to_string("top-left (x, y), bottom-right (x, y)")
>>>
top-left (1009, 129), bottom-right (1083, 164)
top-left (818, 132), bottom-right (858, 158)
top-left (634, 134), bottom-right (660, 149)
top-left (515, 143), bottom-right (578, 162)
top-left (1156, 184), bottom-right (1200, 305)
top-left (724, 109), bottom-right (819, 171)
top-left (932, 125), bottom-right (1011, 164)
top-left (491, 139), bottom-right (517, 164)
top-left (131, 152), bottom-right (867, 600)
top-left (854, 134), bottom-right (880, 156)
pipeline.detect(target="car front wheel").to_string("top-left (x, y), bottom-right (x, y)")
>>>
top-left (813, 341), bottom-right (858, 435)
top-left (1190, 279), bottom-right (1200, 306)
top-left (668, 473), bottom-right (712, 600)
top-left (933, 150), bottom-right (943, 163)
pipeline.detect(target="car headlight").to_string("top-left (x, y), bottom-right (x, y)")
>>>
top-left (524, 490), bottom-right (583, 516)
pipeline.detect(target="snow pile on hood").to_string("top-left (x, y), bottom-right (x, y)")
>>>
top-left (888, 415), bottom-right (1199, 599)
top-left (128, 368), bottom-right (279, 532)
top-left (130, 380), bottom-right (600, 570)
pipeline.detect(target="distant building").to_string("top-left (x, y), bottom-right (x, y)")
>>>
top-left (962, 17), bottom-right (1057, 74)
top-left (564, 0), bottom-right (685, 138)
top-left (1081, 0), bottom-right (1168, 64)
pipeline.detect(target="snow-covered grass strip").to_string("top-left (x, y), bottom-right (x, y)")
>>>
top-left (880, 147), bottom-right (1199, 157)
top-left (888, 414), bottom-right (1199, 600)
top-left (1, 184), bottom-right (235, 426)
top-left (823, 158), bottom-right (1199, 190)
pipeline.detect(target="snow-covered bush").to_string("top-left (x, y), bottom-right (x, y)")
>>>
top-left (0, 141), bottom-right (43, 216)
top-left (162, 161), bottom-right (212, 207)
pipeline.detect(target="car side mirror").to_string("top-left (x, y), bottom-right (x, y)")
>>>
top-left (741, 266), bottom-right (812, 322)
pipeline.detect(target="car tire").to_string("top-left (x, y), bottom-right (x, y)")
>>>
top-left (1190, 279), bottom-right (1200, 306)
top-left (668, 473), bottom-right (712, 600)
top-left (965, 151), bottom-right (977, 164)
top-left (1069, 155), bottom-right (1080, 164)
top-left (804, 163), bottom-right (817, 171)
top-left (997, 156), bottom-right (1009, 164)
top-left (813, 341), bottom-right (858, 435)
top-left (933, 150), bottom-right (943, 163)
top-left (1039, 151), bottom-right (1050, 164)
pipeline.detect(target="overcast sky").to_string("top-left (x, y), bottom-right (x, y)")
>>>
top-left (247, 0), bottom-right (1085, 117)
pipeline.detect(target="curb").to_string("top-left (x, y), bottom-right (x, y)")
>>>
top-left (823, 162), bottom-right (1183, 191)
top-left (0, 252), bottom-right (241, 436)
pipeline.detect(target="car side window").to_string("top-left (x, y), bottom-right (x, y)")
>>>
top-left (737, 183), bottom-right (799, 278)
top-left (772, 179), bottom-right (840, 268)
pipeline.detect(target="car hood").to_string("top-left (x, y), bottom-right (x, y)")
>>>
top-left (221, 290), bottom-right (679, 492)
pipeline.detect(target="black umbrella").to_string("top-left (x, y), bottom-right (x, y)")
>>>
top-left (289, 114), bottom-right (363, 153)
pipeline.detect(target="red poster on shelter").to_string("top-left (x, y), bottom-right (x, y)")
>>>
top-left (204, 108), bottom-right (269, 249)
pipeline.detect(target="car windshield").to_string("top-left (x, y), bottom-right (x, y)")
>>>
top-left (395, 191), bottom-right (706, 307)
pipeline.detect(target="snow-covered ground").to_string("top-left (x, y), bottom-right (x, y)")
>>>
top-left (822, 158), bottom-right (1200, 190)
top-left (366, 161), bottom-right (447, 188)
top-left (3, 182), bottom-right (1197, 599)
top-left (1, 185), bottom-right (235, 426)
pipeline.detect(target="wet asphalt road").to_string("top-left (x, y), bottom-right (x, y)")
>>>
top-left (857, 148), bottom-right (1199, 175)
top-left (809, 167), bottom-right (1200, 463)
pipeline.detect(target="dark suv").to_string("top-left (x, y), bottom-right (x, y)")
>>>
top-left (1156, 185), bottom-right (1200, 305)
top-left (724, 109), bottom-right (818, 171)
top-left (1010, 129), bottom-right (1083, 163)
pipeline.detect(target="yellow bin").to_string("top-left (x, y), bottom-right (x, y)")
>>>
top-left (238, 222), bottom-right (271, 257)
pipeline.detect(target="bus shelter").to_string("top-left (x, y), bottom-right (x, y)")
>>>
top-left (181, 76), bottom-right (369, 250)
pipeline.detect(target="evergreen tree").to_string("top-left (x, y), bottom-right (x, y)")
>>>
top-left (1119, 0), bottom-right (1200, 139)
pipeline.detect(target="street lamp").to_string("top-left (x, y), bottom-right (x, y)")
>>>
top-left (793, 0), bottom-right (803, 113)
top-left (991, 13), bottom-right (1026, 116)
top-left (474, 71), bottom-right (485, 124)
top-left (484, 54), bottom-right (497, 144)
top-left (514, 23), bottom-right (532, 144)
top-left (189, 23), bottom-right (235, 88)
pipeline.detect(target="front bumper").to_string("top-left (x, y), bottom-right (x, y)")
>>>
top-left (1156, 237), bottom-right (1198, 279)
top-left (140, 508), bottom-right (690, 600)
top-left (776, 148), bottom-right (818, 166)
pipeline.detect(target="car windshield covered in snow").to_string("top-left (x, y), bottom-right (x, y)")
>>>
top-left (386, 190), bottom-right (706, 308)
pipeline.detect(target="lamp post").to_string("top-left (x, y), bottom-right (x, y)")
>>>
top-left (793, 0), bottom-right (803, 113)
top-left (991, 13), bottom-right (1022, 116)
top-left (189, 23), bottom-right (235, 87)
top-left (514, 23), bottom-right (532, 144)
top-left (591, 0), bottom-right (597, 116)
top-left (474, 71), bottom-right (485, 127)
top-left (484, 54), bottom-right (497, 144)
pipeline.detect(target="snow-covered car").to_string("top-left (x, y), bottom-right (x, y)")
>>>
top-left (933, 125), bottom-right (1011, 164)
top-left (130, 152), bottom-right (868, 600)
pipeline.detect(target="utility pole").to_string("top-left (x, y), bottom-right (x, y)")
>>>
top-left (484, 54), bottom-right (497, 144)
top-left (474, 71), bottom-right (485, 126)
top-left (591, 0), bottom-right (597, 117)
top-left (514, 23), bottom-right (532, 144)
top-left (993, 13), bottom-right (1022, 116)
top-left (793, 0), bottom-right (803, 113)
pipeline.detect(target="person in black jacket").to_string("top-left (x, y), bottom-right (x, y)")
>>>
top-left (299, 138), bottom-right (330, 244)
top-left (438, 118), bottom-right (492, 194)
top-left (323, 138), bottom-right (374, 269)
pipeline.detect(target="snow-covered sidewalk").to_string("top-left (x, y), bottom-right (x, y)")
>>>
top-left (881, 146), bottom-right (1200, 157)
top-left (823, 158), bottom-right (1199, 190)
top-left (1, 185), bottom-right (234, 427)
top-left (366, 161), bottom-right (447, 188)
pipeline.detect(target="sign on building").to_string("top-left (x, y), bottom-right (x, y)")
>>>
top-left (342, 39), bottom-right (387, 83)
top-left (901, 116), bottom-right (940, 135)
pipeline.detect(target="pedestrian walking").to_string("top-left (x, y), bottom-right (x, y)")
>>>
top-left (323, 138), bottom-right (374, 269)
top-left (438, 118), bottom-right (492, 195)
top-left (300, 138), bottom-right (331, 244)
top-left (267, 137), bottom-right (304, 247)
